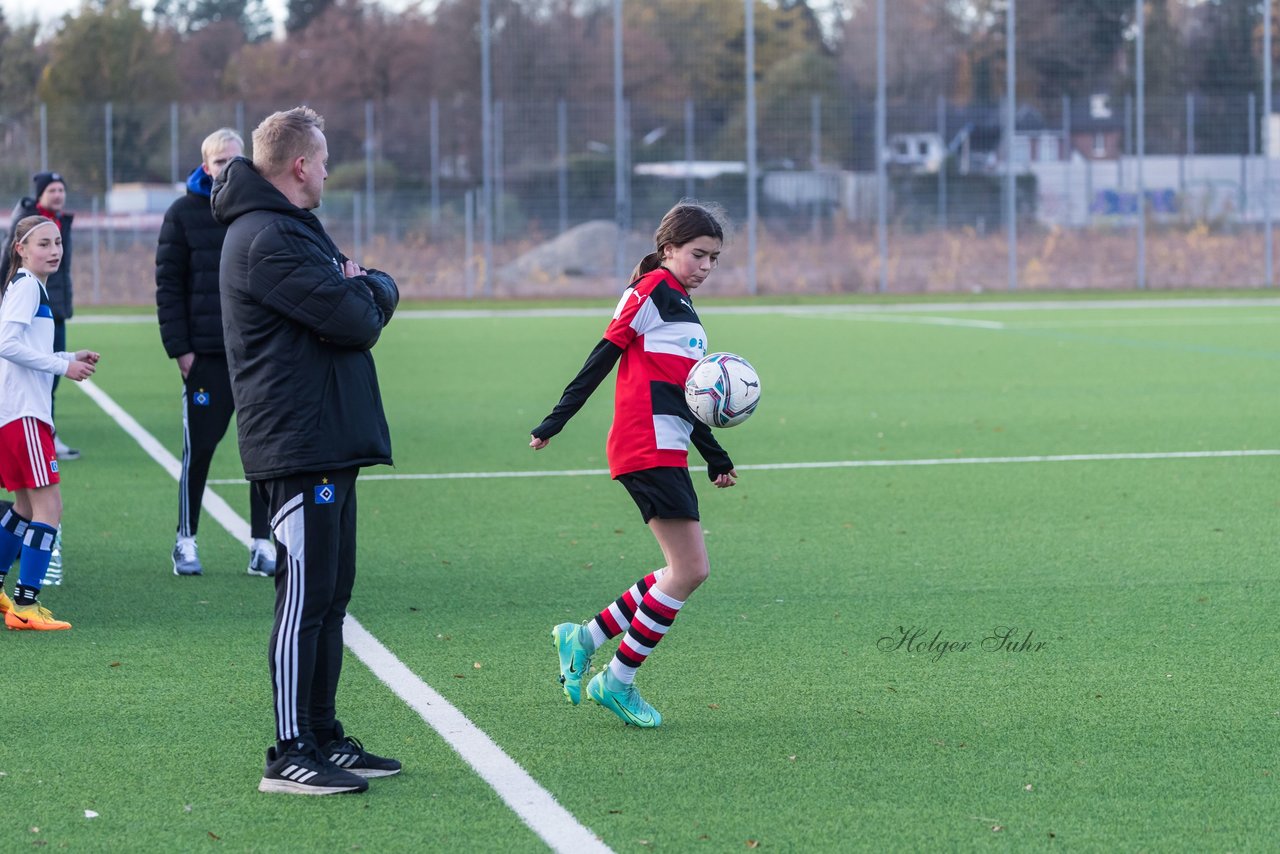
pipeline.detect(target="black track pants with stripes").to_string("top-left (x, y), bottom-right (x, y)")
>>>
top-left (256, 468), bottom-right (359, 745)
top-left (179, 355), bottom-right (269, 539)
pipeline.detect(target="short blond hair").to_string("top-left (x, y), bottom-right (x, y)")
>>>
top-left (201, 127), bottom-right (244, 165)
top-left (251, 107), bottom-right (325, 179)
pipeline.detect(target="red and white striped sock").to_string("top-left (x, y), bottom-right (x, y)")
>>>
top-left (588, 568), bottom-right (665, 651)
top-left (609, 586), bottom-right (685, 685)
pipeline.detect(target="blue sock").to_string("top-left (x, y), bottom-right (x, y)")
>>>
top-left (17, 521), bottom-right (56, 590)
top-left (0, 507), bottom-right (30, 574)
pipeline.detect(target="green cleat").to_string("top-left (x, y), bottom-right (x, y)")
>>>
top-left (587, 670), bottom-right (662, 728)
top-left (552, 622), bottom-right (593, 705)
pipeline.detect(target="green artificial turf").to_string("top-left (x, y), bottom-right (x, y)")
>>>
top-left (3, 295), bottom-right (1277, 851)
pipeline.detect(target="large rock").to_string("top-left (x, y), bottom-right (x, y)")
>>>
top-left (496, 220), bottom-right (654, 296)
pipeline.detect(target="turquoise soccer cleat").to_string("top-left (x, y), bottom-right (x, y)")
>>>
top-left (587, 669), bottom-right (661, 728)
top-left (552, 622), bottom-right (593, 705)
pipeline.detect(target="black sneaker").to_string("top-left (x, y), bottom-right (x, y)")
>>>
top-left (258, 740), bottom-right (369, 795)
top-left (323, 726), bottom-right (402, 778)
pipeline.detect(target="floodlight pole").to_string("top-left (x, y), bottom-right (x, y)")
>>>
top-left (1005, 0), bottom-right (1016, 291)
top-left (613, 0), bottom-right (628, 283)
top-left (481, 0), bottom-right (494, 297)
top-left (1135, 0), bottom-right (1146, 290)
top-left (875, 0), bottom-right (887, 293)
top-left (1266, 0), bottom-right (1274, 286)
top-left (745, 0), bottom-right (758, 296)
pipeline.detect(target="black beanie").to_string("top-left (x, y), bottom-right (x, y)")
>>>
top-left (33, 171), bottom-right (66, 200)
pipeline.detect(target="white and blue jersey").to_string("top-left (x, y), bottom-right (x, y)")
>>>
top-left (0, 269), bottom-right (69, 428)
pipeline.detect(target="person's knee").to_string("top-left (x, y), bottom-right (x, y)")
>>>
top-left (680, 555), bottom-right (710, 589)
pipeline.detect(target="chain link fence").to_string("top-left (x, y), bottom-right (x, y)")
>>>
top-left (1, 2), bottom-right (1276, 303)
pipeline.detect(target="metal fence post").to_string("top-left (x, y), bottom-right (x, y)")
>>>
top-left (937, 94), bottom-right (947, 229)
top-left (353, 191), bottom-right (363, 261)
top-left (684, 98), bottom-right (695, 200)
top-left (170, 101), bottom-right (180, 186)
top-left (811, 93), bottom-right (822, 239)
top-left (365, 99), bottom-right (375, 245)
top-left (744, 0), bottom-right (758, 295)
top-left (1265, 0), bottom-right (1273, 286)
top-left (430, 98), bottom-right (441, 230)
top-left (557, 98), bottom-right (568, 236)
top-left (91, 196), bottom-right (101, 304)
top-left (39, 102), bottom-right (47, 172)
top-left (104, 101), bottom-right (114, 198)
top-left (465, 189), bottom-right (475, 298)
top-left (495, 100), bottom-right (504, 244)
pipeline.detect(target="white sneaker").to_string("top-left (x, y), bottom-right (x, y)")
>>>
top-left (172, 536), bottom-right (202, 576)
top-left (53, 437), bottom-right (80, 461)
top-left (247, 538), bottom-right (276, 578)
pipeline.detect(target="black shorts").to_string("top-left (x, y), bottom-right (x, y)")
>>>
top-left (616, 467), bottom-right (700, 523)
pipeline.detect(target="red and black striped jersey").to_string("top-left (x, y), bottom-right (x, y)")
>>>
top-left (531, 267), bottom-right (732, 481)
top-left (602, 269), bottom-right (707, 477)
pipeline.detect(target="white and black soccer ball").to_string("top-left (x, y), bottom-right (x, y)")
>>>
top-left (684, 352), bottom-right (761, 428)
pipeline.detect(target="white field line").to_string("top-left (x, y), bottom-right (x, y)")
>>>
top-left (65, 297), bottom-right (1280, 326)
top-left (797, 312), bottom-right (1006, 329)
top-left (203, 449), bottom-right (1280, 486)
top-left (1006, 316), bottom-right (1280, 328)
top-left (76, 379), bottom-right (611, 854)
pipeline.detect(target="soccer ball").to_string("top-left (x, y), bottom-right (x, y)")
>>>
top-left (684, 352), bottom-right (761, 428)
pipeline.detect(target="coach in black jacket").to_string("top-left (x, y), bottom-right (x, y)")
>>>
top-left (213, 106), bottom-right (401, 796)
top-left (156, 128), bottom-right (273, 578)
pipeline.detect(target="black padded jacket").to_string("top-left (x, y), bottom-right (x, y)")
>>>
top-left (212, 156), bottom-right (399, 481)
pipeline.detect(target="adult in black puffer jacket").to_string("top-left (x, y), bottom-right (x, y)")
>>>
top-left (212, 152), bottom-right (397, 482)
top-left (212, 107), bottom-right (401, 794)
top-left (156, 128), bottom-right (274, 579)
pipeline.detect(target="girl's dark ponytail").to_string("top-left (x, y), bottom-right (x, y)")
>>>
top-left (629, 250), bottom-right (663, 284)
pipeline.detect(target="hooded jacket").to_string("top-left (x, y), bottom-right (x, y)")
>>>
top-left (211, 156), bottom-right (398, 481)
top-left (4, 198), bottom-right (74, 321)
top-left (155, 166), bottom-right (229, 357)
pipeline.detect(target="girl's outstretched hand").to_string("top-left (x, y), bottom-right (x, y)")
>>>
top-left (529, 435), bottom-right (550, 450)
top-left (713, 469), bottom-right (737, 488)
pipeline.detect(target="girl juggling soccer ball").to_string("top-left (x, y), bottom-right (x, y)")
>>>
top-left (530, 201), bottom-right (738, 727)
top-left (0, 216), bottom-right (99, 630)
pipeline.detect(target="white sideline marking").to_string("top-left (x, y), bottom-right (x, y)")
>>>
top-left (799, 312), bottom-right (1006, 329)
top-left (202, 448), bottom-right (1280, 486)
top-left (78, 380), bottom-right (251, 544)
top-left (341, 622), bottom-right (609, 854)
top-left (65, 297), bottom-right (1280, 326)
top-left (76, 379), bottom-right (611, 854)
